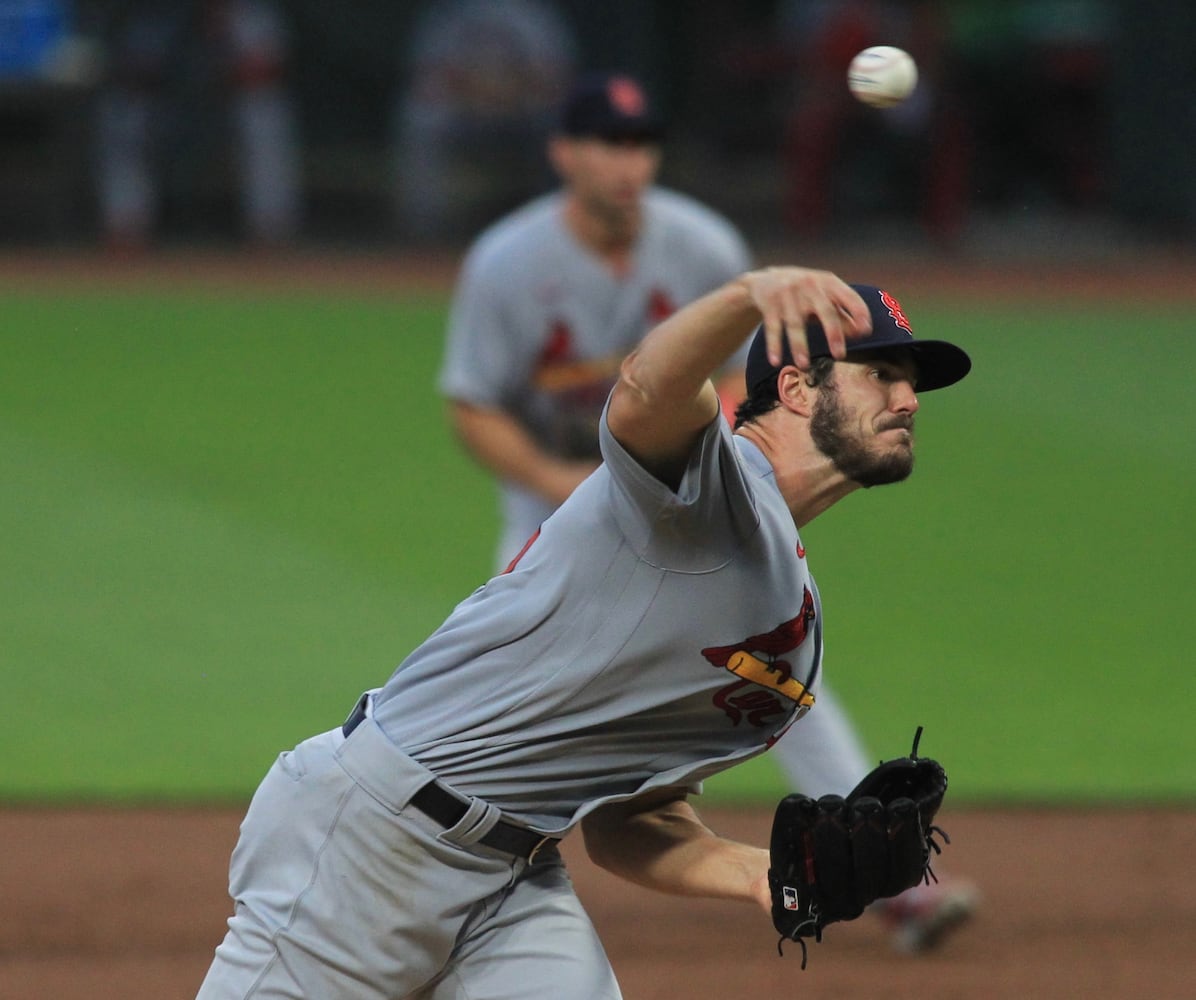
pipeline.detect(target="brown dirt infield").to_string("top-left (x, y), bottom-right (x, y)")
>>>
top-left (3, 805), bottom-right (1195, 999)
top-left (3, 247), bottom-right (1195, 999)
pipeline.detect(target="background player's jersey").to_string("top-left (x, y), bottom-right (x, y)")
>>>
top-left (372, 410), bottom-right (823, 833)
top-left (438, 186), bottom-right (753, 564)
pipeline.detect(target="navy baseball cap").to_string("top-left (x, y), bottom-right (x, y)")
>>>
top-left (744, 284), bottom-right (971, 393)
top-left (559, 73), bottom-right (663, 141)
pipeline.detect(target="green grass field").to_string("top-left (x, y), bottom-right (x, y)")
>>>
top-left (2, 284), bottom-right (1193, 804)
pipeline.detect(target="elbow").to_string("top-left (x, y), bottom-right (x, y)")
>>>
top-left (613, 351), bottom-right (652, 410)
top-left (448, 399), bottom-right (496, 453)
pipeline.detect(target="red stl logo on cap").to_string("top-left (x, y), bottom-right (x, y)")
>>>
top-left (879, 290), bottom-right (913, 336)
top-left (607, 76), bottom-right (646, 116)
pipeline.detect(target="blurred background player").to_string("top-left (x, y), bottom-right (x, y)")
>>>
top-left (94, 0), bottom-right (301, 251)
top-left (438, 70), bottom-right (978, 952)
top-left (438, 71), bottom-right (751, 571)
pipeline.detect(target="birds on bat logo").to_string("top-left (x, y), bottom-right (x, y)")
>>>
top-left (701, 588), bottom-right (818, 729)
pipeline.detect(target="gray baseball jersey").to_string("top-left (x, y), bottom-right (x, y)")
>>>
top-left (198, 406), bottom-right (827, 1000)
top-left (438, 186), bottom-right (753, 566)
top-left (372, 407), bottom-right (823, 834)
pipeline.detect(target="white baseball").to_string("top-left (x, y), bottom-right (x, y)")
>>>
top-left (847, 46), bottom-right (918, 108)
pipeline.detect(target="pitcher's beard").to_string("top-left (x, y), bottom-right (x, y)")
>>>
top-left (810, 386), bottom-right (914, 488)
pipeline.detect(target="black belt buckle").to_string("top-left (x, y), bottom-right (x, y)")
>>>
top-left (410, 781), bottom-right (556, 863)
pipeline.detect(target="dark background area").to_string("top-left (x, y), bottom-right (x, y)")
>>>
top-left (1, 0), bottom-right (1194, 255)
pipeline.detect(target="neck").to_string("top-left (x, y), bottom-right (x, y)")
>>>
top-left (562, 195), bottom-right (640, 274)
top-left (735, 422), bottom-right (859, 528)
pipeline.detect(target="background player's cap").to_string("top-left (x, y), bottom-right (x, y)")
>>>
top-left (559, 72), bottom-right (664, 141)
top-left (744, 284), bottom-right (972, 393)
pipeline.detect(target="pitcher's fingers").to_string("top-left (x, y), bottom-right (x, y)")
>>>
top-left (760, 299), bottom-right (788, 369)
top-left (774, 283), bottom-right (814, 369)
top-left (816, 281), bottom-right (872, 359)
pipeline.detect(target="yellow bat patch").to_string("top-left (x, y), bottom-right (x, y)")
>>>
top-left (726, 651), bottom-right (815, 707)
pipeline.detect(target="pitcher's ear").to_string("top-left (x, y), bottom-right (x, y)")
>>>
top-left (777, 366), bottom-right (816, 417)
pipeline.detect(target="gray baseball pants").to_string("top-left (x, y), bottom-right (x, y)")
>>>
top-left (195, 713), bottom-right (621, 999)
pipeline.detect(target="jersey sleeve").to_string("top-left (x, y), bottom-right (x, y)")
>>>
top-left (597, 402), bottom-right (760, 572)
top-left (437, 249), bottom-right (528, 407)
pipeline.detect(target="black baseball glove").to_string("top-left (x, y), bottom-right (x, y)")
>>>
top-left (767, 726), bottom-right (949, 966)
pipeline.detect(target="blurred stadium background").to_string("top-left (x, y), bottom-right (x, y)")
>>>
top-left (1, 0), bottom-right (1194, 254)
